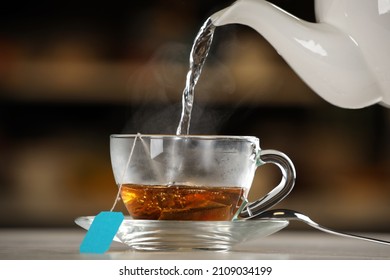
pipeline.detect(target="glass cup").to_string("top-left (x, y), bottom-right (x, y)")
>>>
top-left (110, 134), bottom-right (295, 221)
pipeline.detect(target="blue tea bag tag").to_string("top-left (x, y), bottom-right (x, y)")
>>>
top-left (80, 211), bottom-right (124, 254)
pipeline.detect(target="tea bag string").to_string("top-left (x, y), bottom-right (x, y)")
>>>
top-left (110, 133), bottom-right (141, 212)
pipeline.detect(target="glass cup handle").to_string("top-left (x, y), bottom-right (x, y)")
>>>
top-left (239, 149), bottom-right (296, 219)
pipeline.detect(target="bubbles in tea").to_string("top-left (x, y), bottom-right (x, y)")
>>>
top-left (120, 184), bottom-right (245, 221)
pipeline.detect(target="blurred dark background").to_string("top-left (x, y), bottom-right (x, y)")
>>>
top-left (1, 0), bottom-right (389, 231)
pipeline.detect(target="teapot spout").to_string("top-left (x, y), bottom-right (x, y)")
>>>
top-left (211, 0), bottom-right (383, 108)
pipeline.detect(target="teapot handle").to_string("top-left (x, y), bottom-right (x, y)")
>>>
top-left (239, 149), bottom-right (296, 219)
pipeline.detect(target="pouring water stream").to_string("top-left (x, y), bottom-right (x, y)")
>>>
top-left (176, 18), bottom-right (215, 135)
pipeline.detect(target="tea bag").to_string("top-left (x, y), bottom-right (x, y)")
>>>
top-left (159, 201), bottom-right (232, 221)
top-left (79, 133), bottom-right (140, 254)
top-left (79, 211), bottom-right (124, 254)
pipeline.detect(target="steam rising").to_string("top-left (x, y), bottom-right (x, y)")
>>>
top-left (123, 21), bottom-right (235, 135)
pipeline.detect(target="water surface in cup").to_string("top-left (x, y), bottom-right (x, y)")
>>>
top-left (120, 184), bottom-right (245, 221)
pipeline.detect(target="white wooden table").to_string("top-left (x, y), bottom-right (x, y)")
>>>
top-left (0, 229), bottom-right (389, 260)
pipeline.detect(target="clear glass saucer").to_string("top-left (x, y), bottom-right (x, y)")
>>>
top-left (75, 216), bottom-right (288, 251)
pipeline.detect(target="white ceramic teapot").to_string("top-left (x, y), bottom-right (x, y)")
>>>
top-left (211, 0), bottom-right (390, 108)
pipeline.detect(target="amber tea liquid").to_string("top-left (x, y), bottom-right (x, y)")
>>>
top-left (120, 184), bottom-right (245, 221)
